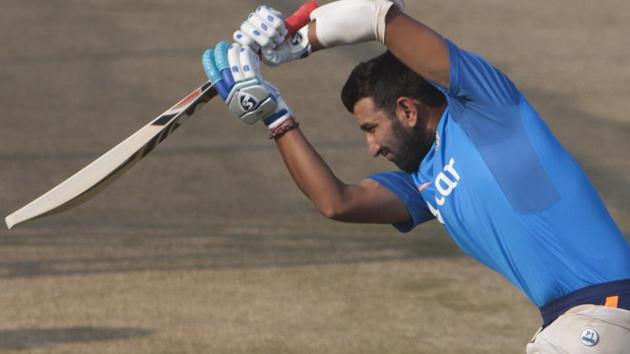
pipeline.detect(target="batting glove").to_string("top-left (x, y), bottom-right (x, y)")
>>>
top-left (202, 41), bottom-right (292, 128)
top-left (233, 5), bottom-right (312, 67)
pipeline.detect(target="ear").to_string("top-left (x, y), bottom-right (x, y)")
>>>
top-left (395, 97), bottom-right (419, 128)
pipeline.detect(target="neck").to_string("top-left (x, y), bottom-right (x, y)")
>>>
top-left (424, 103), bottom-right (446, 143)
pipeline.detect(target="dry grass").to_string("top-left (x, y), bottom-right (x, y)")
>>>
top-left (1, 0), bottom-right (629, 353)
top-left (0, 256), bottom-right (538, 353)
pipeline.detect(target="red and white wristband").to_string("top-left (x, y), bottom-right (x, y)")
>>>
top-left (268, 118), bottom-right (299, 140)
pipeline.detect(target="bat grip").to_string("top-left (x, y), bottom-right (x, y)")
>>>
top-left (284, 0), bottom-right (318, 36)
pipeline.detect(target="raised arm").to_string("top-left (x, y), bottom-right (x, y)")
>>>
top-left (201, 38), bottom-right (410, 225)
top-left (273, 121), bottom-right (410, 224)
top-left (210, 2), bottom-right (441, 226)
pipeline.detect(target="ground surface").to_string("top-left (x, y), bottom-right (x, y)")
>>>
top-left (1, 1), bottom-right (629, 353)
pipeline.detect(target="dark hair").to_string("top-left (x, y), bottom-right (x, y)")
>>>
top-left (341, 51), bottom-right (446, 116)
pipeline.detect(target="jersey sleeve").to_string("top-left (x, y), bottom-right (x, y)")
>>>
top-left (368, 171), bottom-right (434, 233)
top-left (437, 38), bottom-right (520, 106)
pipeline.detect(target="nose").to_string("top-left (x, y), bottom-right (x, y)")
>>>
top-left (367, 135), bottom-right (381, 158)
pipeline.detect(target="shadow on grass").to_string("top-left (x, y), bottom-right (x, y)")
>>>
top-left (0, 327), bottom-right (152, 350)
top-left (0, 223), bottom-right (463, 279)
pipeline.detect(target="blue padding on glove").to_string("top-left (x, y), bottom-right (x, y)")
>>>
top-left (214, 42), bottom-right (235, 89)
top-left (202, 49), bottom-right (229, 99)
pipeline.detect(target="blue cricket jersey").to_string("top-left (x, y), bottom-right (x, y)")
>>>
top-left (369, 39), bottom-right (630, 307)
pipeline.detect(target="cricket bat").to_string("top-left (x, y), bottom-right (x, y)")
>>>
top-left (5, 0), bottom-right (318, 229)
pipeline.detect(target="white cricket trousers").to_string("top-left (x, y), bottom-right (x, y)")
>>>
top-left (526, 304), bottom-right (630, 353)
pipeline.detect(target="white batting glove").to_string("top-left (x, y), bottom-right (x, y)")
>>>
top-left (233, 5), bottom-right (312, 67)
top-left (234, 5), bottom-right (288, 51)
top-left (311, 0), bottom-right (405, 48)
top-left (202, 41), bottom-right (292, 128)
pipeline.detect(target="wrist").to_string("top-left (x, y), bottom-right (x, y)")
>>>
top-left (263, 108), bottom-right (292, 129)
top-left (308, 21), bottom-right (324, 52)
top-left (268, 118), bottom-right (299, 140)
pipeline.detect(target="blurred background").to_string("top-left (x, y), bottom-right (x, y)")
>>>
top-left (1, 1), bottom-right (628, 353)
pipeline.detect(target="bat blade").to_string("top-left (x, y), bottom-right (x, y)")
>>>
top-left (5, 82), bottom-right (217, 229)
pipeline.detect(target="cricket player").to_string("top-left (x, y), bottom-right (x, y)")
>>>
top-left (202, 1), bottom-right (630, 352)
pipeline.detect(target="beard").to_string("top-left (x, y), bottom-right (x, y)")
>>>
top-left (390, 118), bottom-right (434, 173)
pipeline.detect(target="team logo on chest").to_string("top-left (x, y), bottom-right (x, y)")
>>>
top-left (425, 158), bottom-right (461, 224)
top-left (434, 158), bottom-right (460, 206)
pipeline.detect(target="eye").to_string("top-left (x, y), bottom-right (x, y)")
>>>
top-left (361, 124), bottom-right (376, 133)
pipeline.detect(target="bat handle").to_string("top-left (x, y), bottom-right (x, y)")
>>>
top-left (284, 0), bottom-right (318, 36)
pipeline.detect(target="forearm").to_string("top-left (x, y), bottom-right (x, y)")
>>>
top-left (273, 119), bottom-right (347, 217)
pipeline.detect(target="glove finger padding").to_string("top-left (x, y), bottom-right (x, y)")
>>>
top-left (237, 44), bottom-right (261, 80)
top-left (227, 43), bottom-right (244, 82)
top-left (202, 49), bottom-right (230, 99)
top-left (232, 5), bottom-right (310, 67)
top-left (255, 5), bottom-right (284, 30)
top-left (246, 12), bottom-right (277, 39)
top-left (240, 20), bottom-right (273, 49)
top-left (213, 41), bottom-right (234, 88)
top-left (235, 6), bottom-right (288, 50)
top-left (234, 30), bottom-right (260, 52)
top-left (255, 6), bottom-right (288, 46)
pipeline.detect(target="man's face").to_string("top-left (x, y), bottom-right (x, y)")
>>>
top-left (353, 97), bottom-right (431, 173)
